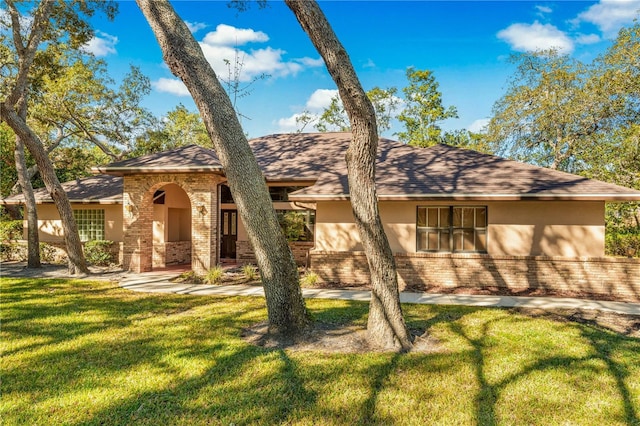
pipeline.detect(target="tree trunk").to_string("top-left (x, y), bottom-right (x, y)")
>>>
top-left (285, 0), bottom-right (412, 351)
top-left (14, 136), bottom-right (40, 268)
top-left (1, 105), bottom-right (89, 274)
top-left (3, 0), bottom-right (88, 274)
top-left (136, 0), bottom-right (308, 335)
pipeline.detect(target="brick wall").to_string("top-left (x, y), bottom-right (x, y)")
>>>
top-left (237, 240), bottom-right (314, 266)
top-left (152, 241), bottom-right (191, 268)
top-left (310, 251), bottom-right (640, 302)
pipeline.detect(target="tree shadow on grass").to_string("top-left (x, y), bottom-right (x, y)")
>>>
top-left (448, 310), bottom-right (640, 426)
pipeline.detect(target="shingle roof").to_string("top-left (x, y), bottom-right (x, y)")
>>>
top-left (6, 133), bottom-right (639, 204)
top-left (93, 144), bottom-right (223, 175)
top-left (1, 175), bottom-right (123, 205)
top-left (256, 133), bottom-right (640, 202)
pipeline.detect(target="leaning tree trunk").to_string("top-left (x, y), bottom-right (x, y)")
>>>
top-left (1, 105), bottom-right (89, 274)
top-left (136, 0), bottom-right (309, 335)
top-left (14, 136), bottom-right (40, 268)
top-left (285, 0), bottom-right (412, 351)
top-left (2, 0), bottom-right (87, 274)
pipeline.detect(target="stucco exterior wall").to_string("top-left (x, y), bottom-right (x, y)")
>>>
top-left (315, 200), bottom-right (605, 257)
top-left (32, 203), bottom-right (123, 243)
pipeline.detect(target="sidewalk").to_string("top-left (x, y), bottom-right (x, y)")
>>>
top-left (120, 272), bottom-right (640, 316)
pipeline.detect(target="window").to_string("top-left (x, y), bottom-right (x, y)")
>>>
top-left (269, 186), bottom-right (306, 202)
top-left (153, 190), bottom-right (165, 204)
top-left (276, 210), bottom-right (315, 242)
top-left (220, 185), bottom-right (234, 203)
top-left (417, 206), bottom-right (487, 252)
top-left (73, 209), bottom-right (105, 242)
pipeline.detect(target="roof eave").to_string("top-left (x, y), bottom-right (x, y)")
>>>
top-left (92, 166), bottom-right (225, 175)
top-left (0, 198), bottom-right (122, 205)
top-left (289, 193), bottom-right (640, 202)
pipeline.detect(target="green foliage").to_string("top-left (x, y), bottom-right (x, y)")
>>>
top-left (205, 265), bottom-right (224, 285)
top-left (133, 104), bottom-right (209, 156)
top-left (314, 87), bottom-right (401, 134)
top-left (487, 20), bottom-right (639, 175)
top-left (0, 123), bottom-right (17, 197)
top-left (242, 264), bottom-right (259, 281)
top-left (0, 241), bottom-right (25, 261)
top-left (299, 270), bottom-right (320, 287)
top-left (173, 270), bottom-right (205, 285)
top-left (605, 231), bottom-right (640, 257)
top-left (83, 240), bottom-right (116, 266)
top-left (0, 220), bottom-right (23, 240)
top-left (396, 67), bottom-right (458, 147)
top-left (277, 211), bottom-right (310, 242)
top-left (39, 243), bottom-right (65, 264)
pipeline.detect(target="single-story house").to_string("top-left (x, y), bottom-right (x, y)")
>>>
top-left (3, 132), bottom-right (640, 300)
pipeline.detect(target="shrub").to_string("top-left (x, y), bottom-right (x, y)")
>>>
top-left (84, 240), bottom-right (116, 266)
top-left (606, 232), bottom-right (640, 257)
top-left (39, 243), bottom-right (66, 264)
top-left (172, 271), bottom-right (204, 284)
top-left (205, 265), bottom-right (224, 285)
top-left (242, 264), bottom-right (259, 281)
top-left (0, 241), bottom-right (26, 261)
top-left (300, 270), bottom-right (320, 287)
top-left (0, 220), bottom-right (23, 241)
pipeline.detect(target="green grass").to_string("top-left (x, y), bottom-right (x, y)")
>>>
top-left (1, 277), bottom-right (639, 425)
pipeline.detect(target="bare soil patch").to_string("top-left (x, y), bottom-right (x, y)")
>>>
top-left (513, 307), bottom-right (640, 338)
top-left (241, 321), bottom-right (443, 354)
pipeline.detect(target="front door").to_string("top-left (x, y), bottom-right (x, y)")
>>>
top-left (220, 210), bottom-right (237, 259)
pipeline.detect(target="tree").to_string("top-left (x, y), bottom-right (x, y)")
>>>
top-left (136, 0), bottom-right (309, 336)
top-left (133, 104), bottom-right (210, 156)
top-left (396, 67), bottom-right (458, 147)
top-left (486, 20), bottom-right (640, 230)
top-left (285, 0), bottom-right (413, 351)
top-left (315, 87), bottom-right (400, 134)
top-left (1, 1), bottom-right (117, 273)
top-left (486, 51), bottom-right (597, 170)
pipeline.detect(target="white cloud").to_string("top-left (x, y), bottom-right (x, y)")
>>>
top-left (192, 24), bottom-right (323, 83)
top-left (468, 118), bottom-right (490, 133)
top-left (153, 24), bottom-right (323, 97)
top-left (497, 21), bottom-right (574, 53)
top-left (276, 112), bottom-right (320, 133)
top-left (575, 33), bottom-right (601, 45)
top-left (297, 57), bottom-right (325, 67)
top-left (275, 89), bottom-right (338, 133)
top-left (153, 78), bottom-right (190, 97)
top-left (305, 89), bottom-right (338, 110)
top-left (363, 58), bottom-right (376, 68)
top-left (576, 0), bottom-right (640, 36)
top-left (186, 21), bottom-right (207, 34)
top-left (535, 5), bottom-right (553, 14)
top-left (202, 23), bottom-right (268, 46)
top-left (81, 31), bottom-right (118, 57)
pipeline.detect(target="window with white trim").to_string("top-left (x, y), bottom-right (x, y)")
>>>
top-left (417, 206), bottom-right (487, 252)
top-left (73, 209), bottom-right (105, 241)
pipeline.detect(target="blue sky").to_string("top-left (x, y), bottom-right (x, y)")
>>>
top-left (85, 0), bottom-right (640, 138)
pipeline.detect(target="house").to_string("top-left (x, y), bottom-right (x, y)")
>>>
top-left (4, 133), bottom-right (640, 300)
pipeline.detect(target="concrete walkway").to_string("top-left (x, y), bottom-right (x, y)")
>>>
top-left (120, 272), bottom-right (640, 316)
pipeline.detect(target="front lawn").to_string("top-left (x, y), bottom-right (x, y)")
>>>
top-left (1, 277), bottom-right (639, 425)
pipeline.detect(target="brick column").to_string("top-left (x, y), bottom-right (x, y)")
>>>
top-left (122, 175), bottom-right (154, 273)
top-left (189, 178), bottom-right (220, 274)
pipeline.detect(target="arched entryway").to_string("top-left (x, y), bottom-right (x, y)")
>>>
top-left (122, 173), bottom-right (222, 274)
top-left (151, 183), bottom-right (192, 269)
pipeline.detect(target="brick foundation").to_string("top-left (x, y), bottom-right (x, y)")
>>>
top-left (310, 251), bottom-right (640, 302)
top-left (152, 241), bottom-right (191, 268)
top-left (237, 240), bottom-right (314, 266)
